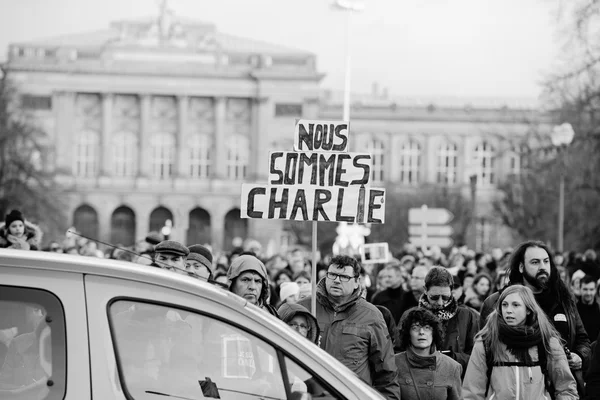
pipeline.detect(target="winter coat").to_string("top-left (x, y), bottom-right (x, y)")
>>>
top-left (0, 221), bottom-right (42, 251)
top-left (395, 347), bottom-right (462, 400)
top-left (462, 338), bottom-right (578, 400)
top-left (278, 302), bottom-right (320, 344)
top-left (298, 278), bottom-right (400, 400)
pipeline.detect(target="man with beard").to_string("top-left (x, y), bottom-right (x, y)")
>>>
top-left (480, 240), bottom-right (591, 396)
top-left (406, 266), bottom-right (479, 375)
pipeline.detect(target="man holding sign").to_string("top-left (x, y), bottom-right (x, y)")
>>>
top-left (296, 255), bottom-right (400, 399)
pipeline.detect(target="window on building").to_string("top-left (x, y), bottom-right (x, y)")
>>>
top-left (274, 103), bottom-right (303, 117)
top-left (113, 132), bottom-right (138, 177)
top-left (150, 133), bottom-right (175, 179)
top-left (366, 137), bottom-right (385, 182)
top-left (473, 141), bottom-right (496, 186)
top-left (399, 139), bottom-right (421, 184)
top-left (508, 145), bottom-right (528, 179)
top-left (226, 135), bottom-right (249, 180)
top-left (189, 134), bottom-right (211, 179)
top-left (21, 95), bottom-right (52, 111)
top-left (74, 130), bottom-right (99, 177)
top-left (437, 141), bottom-right (458, 184)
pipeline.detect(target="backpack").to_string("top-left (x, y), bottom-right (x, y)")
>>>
top-left (483, 341), bottom-right (555, 400)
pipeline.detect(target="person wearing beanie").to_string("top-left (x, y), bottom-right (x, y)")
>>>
top-left (186, 244), bottom-right (213, 280)
top-left (227, 255), bottom-right (279, 318)
top-left (153, 240), bottom-right (189, 274)
top-left (0, 209), bottom-right (43, 251)
top-left (279, 282), bottom-right (300, 305)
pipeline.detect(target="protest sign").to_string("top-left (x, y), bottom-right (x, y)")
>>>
top-left (361, 242), bottom-right (390, 264)
top-left (293, 120), bottom-right (349, 152)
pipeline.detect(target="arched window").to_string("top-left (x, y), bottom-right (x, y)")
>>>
top-left (437, 141), bottom-right (458, 184)
top-left (73, 204), bottom-right (98, 239)
top-left (366, 137), bottom-right (385, 183)
top-left (74, 130), bottom-right (99, 177)
top-left (399, 139), bottom-right (421, 184)
top-left (187, 207), bottom-right (211, 245)
top-left (150, 133), bottom-right (175, 179)
top-left (189, 134), bottom-right (211, 178)
top-left (111, 206), bottom-right (136, 246)
top-left (149, 206), bottom-right (174, 234)
top-left (473, 141), bottom-right (496, 186)
top-left (226, 135), bottom-right (249, 180)
top-left (223, 208), bottom-right (247, 251)
top-left (113, 132), bottom-right (138, 177)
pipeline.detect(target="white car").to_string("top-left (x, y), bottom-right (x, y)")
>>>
top-left (0, 249), bottom-right (384, 400)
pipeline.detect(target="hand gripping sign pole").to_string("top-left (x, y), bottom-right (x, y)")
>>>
top-left (240, 119), bottom-right (386, 317)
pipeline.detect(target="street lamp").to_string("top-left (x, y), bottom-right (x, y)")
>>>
top-left (551, 123), bottom-right (575, 252)
top-left (161, 219), bottom-right (173, 241)
top-left (331, 0), bottom-right (364, 121)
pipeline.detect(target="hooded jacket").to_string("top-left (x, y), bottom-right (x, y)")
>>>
top-left (227, 255), bottom-right (279, 318)
top-left (462, 338), bottom-right (578, 400)
top-left (298, 278), bottom-right (400, 400)
top-left (0, 221), bottom-right (43, 251)
top-left (278, 302), bottom-right (320, 344)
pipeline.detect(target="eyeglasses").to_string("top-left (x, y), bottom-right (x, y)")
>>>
top-left (410, 324), bottom-right (433, 333)
top-left (427, 293), bottom-right (452, 302)
top-left (288, 323), bottom-right (309, 331)
top-left (326, 272), bottom-right (355, 282)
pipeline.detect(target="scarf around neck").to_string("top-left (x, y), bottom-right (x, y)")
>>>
top-left (498, 318), bottom-right (543, 363)
top-left (418, 293), bottom-right (458, 321)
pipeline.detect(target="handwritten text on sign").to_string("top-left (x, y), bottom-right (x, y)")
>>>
top-left (241, 184), bottom-right (385, 223)
top-left (293, 120), bottom-right (349, 152)
top-left (269, 151), bottom-right (371, 186)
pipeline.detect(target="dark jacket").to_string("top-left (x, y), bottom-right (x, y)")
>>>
top-left (278, 302), bottom-right (320, 344)
top-left (371, 285), bottom-right (405, 323)
top-left (0, 221), bottom-right (42, 250)
top-left (395, 347), bottom-right (462, 400)
top-left (585, 336), bottom-right (600, 400)
top-left (481, 290), bottom-right (591, 363)
top-left (299, 279), bottom-right (400, 400)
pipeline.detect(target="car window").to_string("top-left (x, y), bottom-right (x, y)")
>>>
top-left (109, 299), bottom-right (287, 400)
top-left (283, 356), bottom-right (344, 400)
top-left (0, 286), bottom-right (66, 400)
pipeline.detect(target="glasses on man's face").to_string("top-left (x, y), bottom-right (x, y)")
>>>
top-left (288, 323), bottom-right (309, 331)
top-left (427, 293), bottom-right (452, 302)
top-left (410, 324), bottom-right (433, 333)
top-left (326, 272), bottom-right (355, 282)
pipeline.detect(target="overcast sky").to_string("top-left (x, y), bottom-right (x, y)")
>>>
top-left (0, 0), bottom-right (562, 100)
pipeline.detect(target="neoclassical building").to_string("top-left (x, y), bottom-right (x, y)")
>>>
top-left (2, 9), bottom-right (554, 252)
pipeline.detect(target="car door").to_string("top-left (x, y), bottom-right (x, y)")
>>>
top-left (0, 266), bottom-right (90, 400)
top-left (84, 274), bottom-right (376, 400)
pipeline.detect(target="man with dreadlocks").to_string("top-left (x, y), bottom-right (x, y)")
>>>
top-left (480, 240), bottom-right (591, 397)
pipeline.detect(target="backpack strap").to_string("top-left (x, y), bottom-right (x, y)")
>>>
top-left (484, 341), bottom-right (493, 397)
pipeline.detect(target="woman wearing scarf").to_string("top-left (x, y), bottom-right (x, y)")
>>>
top-left (395, 307), bottom-right (462, 400)
top-left (462, 285), bottom-right (578, 400)
top-left (412, 266), bottom-right (480, 374)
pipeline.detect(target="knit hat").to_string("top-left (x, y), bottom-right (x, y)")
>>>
top-left (187, 244), bottom-right (213, 273)
top-left (154, 240), bottom-right (189, 257)
top-left (5, 210), bottom-right (24, 227)
top-left (279, 282), bottom-right (300, 302)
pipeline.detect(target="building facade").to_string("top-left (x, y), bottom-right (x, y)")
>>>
top-left (3, 11), bottom-right (554, 253)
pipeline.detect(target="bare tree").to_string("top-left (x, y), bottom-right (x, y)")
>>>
top-left (0, 75), bottom-right (67, 244)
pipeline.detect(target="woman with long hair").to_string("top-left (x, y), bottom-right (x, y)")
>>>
top-left (462, 285), bottom-right (577, 400)
top-left (395, 307), bottom-right (462, 400)
top-left (464, 273), bottom-right (493, 312)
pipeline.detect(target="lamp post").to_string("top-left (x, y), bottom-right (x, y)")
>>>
top-left (161, 219), bottom-right (173, 241)
top-left (331, 0), bottom-right (364, 121)
top-left (551, 123), bottom-right (575, 253)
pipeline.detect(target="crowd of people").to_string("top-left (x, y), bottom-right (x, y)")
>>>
top-left (4, 208), bottom-right (600, 399)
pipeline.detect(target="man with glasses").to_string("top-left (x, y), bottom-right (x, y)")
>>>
top-left (297, 255), bottom-right (400, 400)
top-left (411, 266), bottom-right (479, 375)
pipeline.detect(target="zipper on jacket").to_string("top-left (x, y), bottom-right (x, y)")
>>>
top-left (528, 367), bottom-right (532, 383)
top-left (515, 366), bottom-right (520, 400)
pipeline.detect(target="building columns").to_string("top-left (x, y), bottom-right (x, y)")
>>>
top-left (101, 93), bottom-right (113, 177)
top-left (139, 94), bottom-right (151, 178)
top-left (213, 97), bottom-right (226, 179)
top-left (54, 91), bottom-right (76, 174)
